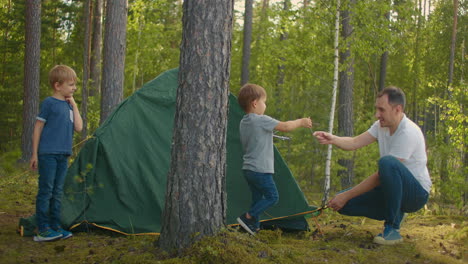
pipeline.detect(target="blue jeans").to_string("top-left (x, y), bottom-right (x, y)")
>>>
top-left (244, 170), bottom-right (279, 228)
top-left (36, 154), bottom-right (69, 232)
top-left (339, 156), bottom-right (429, 229)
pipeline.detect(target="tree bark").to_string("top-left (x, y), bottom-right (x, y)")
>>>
top-left (240, 0), bottom-right (253, 86)
top-left (338, 0), bottom-right (355, 189)
top-left (89, 0), bottom-right (103, 97)
top-left (159, 0), bottom-right (233, 253)
top-left (81, 0), bottom-right (92, 140)
top-left (20, 0), bottom-right (41, 162)
top-left (100, 0), bottom-right (127, 124)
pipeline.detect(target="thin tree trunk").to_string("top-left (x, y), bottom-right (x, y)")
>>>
top-left (447, 0), bottom-right (458, 89)
top-left (378, 3), bottom-right (390, 91)
top-left (276, 0), bottom-right (290, 116)
top-left (82, 0), bottom-right (92, 140)
top-left (132, 19), bottom-right (143, 93)
top-left (90, 0), bottom-right (103, 97)
top-left (338, 0), bottom-right (355, 189)
top-left (323, 0), bottom-right (340, 206)
top-left (159, 0), bottom-right (233, 253)
top-left (20, 0), bottom-right (41, 162)
top-left (241, 0), bottom-right (253, 86)
top-left (100, 0), bottom-right (127, 124)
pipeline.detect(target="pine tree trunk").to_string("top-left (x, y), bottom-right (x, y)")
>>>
top-left (90, 0), bottom-right (103, 97)
top-left (338, 0), bottom-right (355, 189)
top-left (100, 0), bottom-right (127, 124)
top-left (240, 0), bottom-right (253, 86)
top-left (20, 0), bottom-right (41, 162)
top-left (159, 0), bottom-right (233, 253)
top-left (81, 0), bottom-right (92, 140)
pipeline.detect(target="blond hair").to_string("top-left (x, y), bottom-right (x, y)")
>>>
top-left (48, 65), bottom-right (77, 89)
top-left (237, 83), bottom-right (267, 112)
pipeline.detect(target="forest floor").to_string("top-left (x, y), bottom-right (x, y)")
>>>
top-left (0, 163), bottom-right (466, 264)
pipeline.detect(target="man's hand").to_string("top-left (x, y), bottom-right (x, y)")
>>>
top-left (327, 192), bottom-right (349, 211)
top-left (313, 131), bottom-right (334, 145)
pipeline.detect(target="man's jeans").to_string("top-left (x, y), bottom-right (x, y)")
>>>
top-left (339, 156), bottom-right (429, 229)
top-left (36, 154), bottom-right (69, 232)
top-left (244, 170), bottom-right (279, 227)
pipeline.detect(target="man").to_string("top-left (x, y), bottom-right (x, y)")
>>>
top-left (313, 86), bottom-right (431, 245)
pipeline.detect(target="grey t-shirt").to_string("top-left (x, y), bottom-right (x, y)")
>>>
top-left (239, 113), bottom-right (280, 173)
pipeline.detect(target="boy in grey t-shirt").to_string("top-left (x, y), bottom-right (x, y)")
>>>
top-left (236, 83), bottom-right (312, 235)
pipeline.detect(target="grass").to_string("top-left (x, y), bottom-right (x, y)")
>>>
top-left (0, 163), bottom-right (466, 264)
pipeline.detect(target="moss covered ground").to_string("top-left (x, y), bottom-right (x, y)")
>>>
top-left (0, 164), bottom-right (466, 264)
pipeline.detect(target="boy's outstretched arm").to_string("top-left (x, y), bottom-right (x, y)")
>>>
top-left (275, 117), bottom-right (312, 132)
top-left (30, 120), bottom-right (44, 170)
top-left (66, 96), bottom-right (83, 132)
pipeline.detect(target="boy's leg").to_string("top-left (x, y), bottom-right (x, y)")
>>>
top-left (50, 154), bottom-right (69, 229)
top-left (36, 154), bottom-right (58, 232)
top-left (244, 171), bottom-right (279, 223)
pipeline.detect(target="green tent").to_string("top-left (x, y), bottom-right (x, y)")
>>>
top-left (61, 68), bottom-right (316, 235)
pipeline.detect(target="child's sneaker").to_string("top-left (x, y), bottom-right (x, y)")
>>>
top-left (54, 227), bottom-right (73, 239)
top-left (237, 213), bottom-right (257, 235)
top-left (373, 225), bottom-right (403, 245)
top-left (33, 228), bottom-right (63, 242)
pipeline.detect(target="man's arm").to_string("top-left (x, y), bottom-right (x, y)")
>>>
top-left (328, 171), bottom-right (380, 211)
top-left (313, 131), bottom-right (376, 151)
top-left (275, 117), bottom-right (312, 132)
top-left (30, 120), bottom-right (44, 170)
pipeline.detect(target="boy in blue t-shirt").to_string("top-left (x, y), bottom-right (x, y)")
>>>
top-left (236, 83), bottom-right (312, 235)
top-left (29, 65), bottom-right (83, 242)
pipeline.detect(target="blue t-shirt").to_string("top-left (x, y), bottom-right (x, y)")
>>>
top-left (239, 113), bottom-right (280, 173)
top-left (37, 97), bottom-right (74, 155)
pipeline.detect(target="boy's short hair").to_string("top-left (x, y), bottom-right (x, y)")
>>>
top-left (378, 86), bottom-right (406, 110)
top-left (49, 65), bottom-right (78, 89)
top-left (238, 83), bottom-right (267, 112)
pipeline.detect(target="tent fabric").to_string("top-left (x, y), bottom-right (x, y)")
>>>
top-left (61, 68), bottom-right (315, 235)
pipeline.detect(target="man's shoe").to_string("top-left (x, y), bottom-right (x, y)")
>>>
top-left (33, 228), bottom-right (63, 242)
top-left (54, 227), bottom-right (73, 239)
top-left (237, 213), bottom-right (257, 235)
top-left (373, 226), bottom-right (403, 245)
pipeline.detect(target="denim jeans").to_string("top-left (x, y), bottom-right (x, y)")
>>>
top-left (339, 156), bottom-right (429, 229)
top-left (36, 154), bottom-right (69, 232)
top-left (243, 170), bottom-right (279, 228)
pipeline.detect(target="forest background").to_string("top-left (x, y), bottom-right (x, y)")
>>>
top-left (0, 0), bottom-right (466, 218)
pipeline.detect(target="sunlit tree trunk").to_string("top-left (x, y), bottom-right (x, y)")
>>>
top-left (323, 0), bottom-right (340, 206)
top-left (159, 0), bottom-right (233, 253)
top-left (20, 0), bottom-right (41, 162)
top-left (100, 0), bottom-right (127, 124)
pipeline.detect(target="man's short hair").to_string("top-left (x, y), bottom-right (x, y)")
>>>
top-left (378, 86), bottom-right (406, 109)
top-left (237, 83), bottom-right (266, 112)
top-left (49, 65), bottom-right (78, 88)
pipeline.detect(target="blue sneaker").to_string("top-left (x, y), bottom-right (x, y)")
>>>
top-left (54, 227), bottom-right (73, 239)
top-left (33, 228), bottom-right (63, 242)
top-left (237, 213), bottom-right (257, 235)
top-left (373, 226), bottom-right (403, 245)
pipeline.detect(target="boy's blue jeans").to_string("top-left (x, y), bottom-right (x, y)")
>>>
top-left (36, 154), bottom-right (69, 232)
top-left (243, 170), bottom-right (279, 228)
top-left (338, 156), bottom-right (429, 230)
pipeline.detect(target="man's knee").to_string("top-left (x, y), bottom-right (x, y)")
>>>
top-left (378, 156), bottom-right (400, 180)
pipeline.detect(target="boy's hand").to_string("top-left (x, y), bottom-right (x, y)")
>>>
top-left (301, 117), bottom-right (312, 128)
top-left (65, 96), bottom-right (76, 107)
top-left (30, 155), bottom-right (38, 170)
top-left (313, 131), bottom-right (334, 144)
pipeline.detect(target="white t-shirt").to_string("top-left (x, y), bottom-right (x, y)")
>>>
top-left (367, 114), bottom-right (431, 192)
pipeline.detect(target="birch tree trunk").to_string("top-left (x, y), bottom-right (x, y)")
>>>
top-left (20, 0), bottom-right (41, 162)
top-left (159, 0), bottom-right (233, 253)
top-left (322, 0), bottom-right (341, 206)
